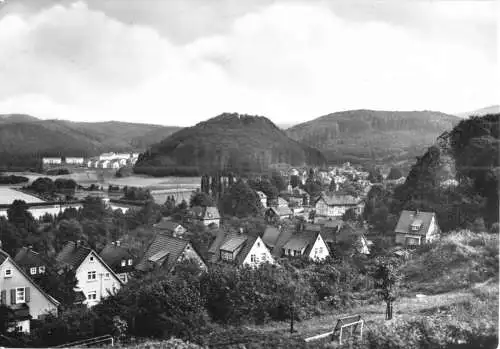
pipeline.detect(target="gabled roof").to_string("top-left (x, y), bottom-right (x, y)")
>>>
top-left (0, 249), bottom-right (60, 307)
top-left (14, 247), bottom-right (47, 268)
top-left (303, 223), bottom-right (322, 232)
top-left (271, 228), bottom-right (295, 258)
top-left (395, 210), bottom-right (436, 236)
top-left (56, 242), bottom-right (91, 269)
top-left (192, 206), bottom-right (221, 220)
top-left (267, 206), bottom-right (292, 217)
top-left (99, 243), bottom-right (136, 273)
top-left (282, 231), bottom-right (318, 255)
top-left (278, 197), bottom-right (289, 206)
top-left (56, 242), bottom-right (123, 284)
top-left (262, 226), bottom-right (281, 248)
top-left (318, 193), bottom-right (360, 206)
top-left (220, 236), bottom-right (247, 252)
top-left (136, 233), bottom-right (202, 272)
top-left (208, 232), bottom-right (259, 266)
top-left (154, 218), bottom-right (184, 232)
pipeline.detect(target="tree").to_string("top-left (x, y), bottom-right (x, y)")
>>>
top-left (387, 167), bottom-right (403, 180)
top-left (189, 192), bottom-right (214, 208)
top-left (80, 196), bottom-right (108, 220)
top-left (368, 168), bottom-right (383, 183)
top-left (221, 180), bottom-right (263, 218)
top-left (33, 266), bottom-right (78, 308)
top-left (308, 210), bottom-right (316, 223)
top-left (342, 208), bottom-right (358, 222)
top-left (271, 172), bottom-right (287, 192)
top-left (7, 200), bottom-right (36, 232)
top-left (373, 257), bottom-right (402, 320)
top-left (290, 175), bottom-right (300, 189)
top-left (30, 177), bottom-right (55, 195)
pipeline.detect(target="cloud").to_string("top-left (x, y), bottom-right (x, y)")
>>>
top-left (0, 1), bottom-right (497, 125)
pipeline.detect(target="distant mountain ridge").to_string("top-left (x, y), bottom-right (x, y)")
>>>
top-left (0, 114), bottom-right (181, 157)
top-left (456, 105), bottom-right (500, 118)
top-left (134, 113), bottom-right (326, 176)
top-left (286, 109), bottom-right (460, 165)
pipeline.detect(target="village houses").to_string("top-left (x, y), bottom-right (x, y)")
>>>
top-left (153, 218), bottom-right (187, 237)
top-left (136, 233), bottom-right (207, 273)
top-left (56, 241), bottom-right (122, 308)
top-left (208, 230), bottom-right (274, 268)
top-left (14, 247), bottom-right (47, 277)
top-left (191, 206), bottom-right (221, 227)
top-left (314, 193), bottom-right (364, 218)
top-left (0, 248), bottom-right (59, 333)
top-left (99, 241), bottom-right (137, 284)
top-left (394, 210), bottom-right (440, 247)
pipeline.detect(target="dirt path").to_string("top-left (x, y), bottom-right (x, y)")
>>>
top-left (245, 285), bottom-right (492, 339)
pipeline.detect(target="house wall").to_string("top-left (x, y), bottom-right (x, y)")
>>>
top-left (74, 251), bottom-right (121, 307)
top-left (202, 218), bottom-right (220, 227)
top-left (241, 237), bottom-right (274, 268)
top-left (0, 259), bottom-right (58, 321)
top-left (176, 242), bottom-right (207, 271)
top-left (395, 233), bottom-right (422, 245)
top-left (426, 217), bottom-right (439, 243)
top-left (307, 235), bottom-right (330, 261)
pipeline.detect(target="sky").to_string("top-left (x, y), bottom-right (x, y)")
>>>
top-left (0, 0), bottom-right (497, 126)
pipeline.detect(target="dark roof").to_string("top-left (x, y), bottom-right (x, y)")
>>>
top-left (267, 206), bottom-right (292, 217)
top-left (318, 194), bottom-right (360, 206)
top-left (99, 243), bottom-right (136, 274)
top-left (154, 218), bottom-right (184, 232)
top-left (0, 249), bottom-right (59, 306)
top-left (303, 223), bottom-right (322, 232)
top-left (192, 206), bottom-right (221, 220)
top-left (136, 233), bottom-right (202, 272)
top-left (208, 232), bottom-right (258, 266)
top-left (262, 226), bottom-right (281, 247)
top-left (56, 242), bottom-right (123, 284)
top-left (395, 210), bottom-right (436, 236)
top-left (14, 247), bottom-right (47, 268)
top-left (56, 242), bottom-right (91, 269)
top-left (282, 231), bottom-right (318, 256)
top-left (271, 228), bottom-right (295, 258)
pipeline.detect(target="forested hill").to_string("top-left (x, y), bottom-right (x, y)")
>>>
top-left (134, 113), bottom-right (326, 176)
top-left (393, 113), bottom-right (499, 230)
top-left (287, 109), bottom-right (459, 165)
top-left (0, 114), bottom-right (180, 157)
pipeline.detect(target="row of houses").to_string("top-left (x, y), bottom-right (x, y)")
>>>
top-left (42, 153), bottom-right (140, 168)
top-left (42, 157), bottom-right (85, 165)
top-left (1, 201), bottom-right (439, 334)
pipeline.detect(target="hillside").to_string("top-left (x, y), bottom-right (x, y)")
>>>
top-left (393, 113), bottom-right (499, 230)
top-left (286, 109), bottom-right (459, 165)
top-left (0, 114), bottom-right (181, 157)
top-left (134, 113), bottom-right (326, 176)
top-left (457, 105), bottom-right (500, 118)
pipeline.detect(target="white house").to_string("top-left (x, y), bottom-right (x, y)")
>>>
top-left (154, 218), bottom-right (187, 237)
top-left (281, 231), bottom-right (330, 261)
top-left (208, 232), bottom-right (274, 268)
top-left (99, 160), bottom-right (110, 169)
top-left (99, 152), bottom-right (116, 161)
top-left (56, 241), bottom-right (122, 307)
top-left (42, 157), bottom-right (62, 165)
top-left (65, 157), bottom-right (84, 165)
top-left (0, 249), bottom-right (59, 333)
top-left (314, 193), bottom-right (364, 218)
top-left (394, 210), bottom-right (440, 247)
top-left (256, 191), bottom-right (268, 208)
top-left (191, 206), bottom-right (221, 227)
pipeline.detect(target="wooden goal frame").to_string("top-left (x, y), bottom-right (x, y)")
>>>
top-left (332, 314), bottom-right (364, 345)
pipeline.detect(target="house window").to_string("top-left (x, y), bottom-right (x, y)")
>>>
top-left (30, 267), bottom-right (37, 275)
top-left (221, 251), bottom-right (233, 261)
top-left (119, 274), bottom-right (127, 283)
top-left (127, 259), bottom-right (133, 266)
top-left (261, 253), bottom-right (267, 261)
top-left (14, 325), bottom-right (23, 333)
top-left (287, 249), bottom-right (291, 256)
top-left (121, 260), bottom-right (126, 267)
top-left (4, 269), bottom-right (12, 278)
top-left (319, 247), bottom-right (323, 254)
top-left (87, 291), bottom-right (97, 300)
top-left (104, 272), bottom-right (110, 279)
top-left (250, 254), bottom-right (256, 263)
top-left (88, 271), bottom-right (96, 280)
top-left (38, 266), bottom-right (46, 274)
top-left (89, 256), bottom-right (94, 262)
top-left (314, 248), bottom-right (319, 255)
top-left (16, 288), bottom-right (25, 303)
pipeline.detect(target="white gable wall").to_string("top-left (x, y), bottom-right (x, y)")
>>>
top-left (74, 251), bottom-right (121, 307)
top-left (426, 216), bottom-right (439, 243)
top-left (307, 235), bottom-right (330, 261)
top-left (241, 237), bottom-right (275, 268)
